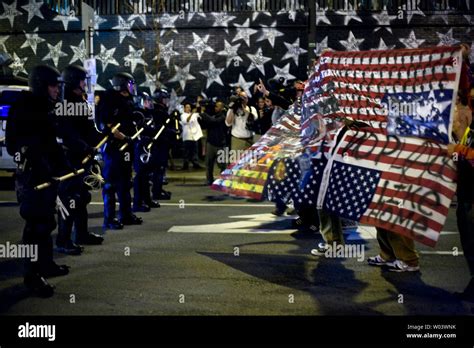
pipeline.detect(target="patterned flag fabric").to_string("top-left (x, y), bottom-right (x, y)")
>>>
top-left (318, 128), bottom-right (457, 247)
top-left (211, 103), bottom-right (304, 200)
top-left (212, 46), bottom-right (461, 247)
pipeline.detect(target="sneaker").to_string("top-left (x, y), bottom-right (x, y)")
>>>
top-left (384, 260), bottom-right (420, 272)
top-left (367, 255), bottom-right (392, 267)
top-left (310, 242), bottom-right (329, 256)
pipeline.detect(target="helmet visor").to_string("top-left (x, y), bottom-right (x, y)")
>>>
top-left (127, 80), bottom-right (137, 96)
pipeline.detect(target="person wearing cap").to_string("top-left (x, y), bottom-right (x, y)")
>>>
top-left (55, 65), bottom-right (104, 255)
top-left (5, 65), bottom-right (71, 297)
top-left (96, 72), bottom-right (143, 230)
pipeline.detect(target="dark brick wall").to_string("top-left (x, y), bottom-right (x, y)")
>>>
top-left (313, 9), bottom-right (473, 61)
top-left (0, 0), bottom-right (309, 100)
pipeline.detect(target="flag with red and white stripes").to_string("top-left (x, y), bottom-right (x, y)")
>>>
top-left (318, 128), bottom-right (457, 247)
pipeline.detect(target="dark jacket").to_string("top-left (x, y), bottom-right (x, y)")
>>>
top-left (200, 110), bottom-right (227, 147)
top-left (8, 91), bottom-right (69, 184)
top-left (56, 90), bottom-right (101, 167)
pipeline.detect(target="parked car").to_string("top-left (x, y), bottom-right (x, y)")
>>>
top-left (0, 82), bottom-right (29, 171)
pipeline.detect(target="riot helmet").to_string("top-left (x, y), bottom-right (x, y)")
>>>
top-left (112, 72), bottom-right (137, 96)
top-left (62, 64), bottom-right (90, 94)
top-left (29, 64), bottom-right (64, 101)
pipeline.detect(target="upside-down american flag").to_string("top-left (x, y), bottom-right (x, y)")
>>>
top-left (319, 128), bottom-right (457, 247)
top-left (213, 46), bottom-right (462, 247)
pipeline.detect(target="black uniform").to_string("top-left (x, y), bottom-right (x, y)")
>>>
top-left (151, 104), bottom-right (175, 200)
top-left (132, 108), bottom-right (158, 211)
top-left (8, 90), bottom-right (70, 296)
top-left (200, 108), bottom-right (227, 184)
top-left (56, 89), bottom-right (102, 252)
top-left (97, 89), bottom-right (141, 227)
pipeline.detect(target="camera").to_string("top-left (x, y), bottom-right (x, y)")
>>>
top-left (229, 95), bottom-right (244, 112)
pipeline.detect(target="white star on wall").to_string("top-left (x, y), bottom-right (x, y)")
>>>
top-left (168, 88), bottom-right (186, 114)
top-left (314, 36), bottom-right (328, 56)
top-left (96, 44), bottom-right (119, 72)
top-left (217, 40), bottom-right (242, 68)
top-left (315, 3), bottom-right (331, 25)
top-left (336, 4), bottom-right (361, 25)
top-left (188, 33), bottom-right (214, 61)
top-left (273, 63), bottom-right (296, 84)
top-left (339, 31), bottom-right (364, 51)
top-left (246, 47), bottom-right (272, 75)
top-left (42, 41), bottom-right (68, 67)
top-left (124, 45), bottom-right (148, 73)
top-left (8, 52), bottom-right (27, 76)
top-left (112, 16), bottom-right (136, 43)
top-left (233, 19), bottom-right (258, 47)
top-left (128, 14), bottom-right (146, 26)
top-left (69, 39), bottom-right (88, 64)
top-left (168, 64), bottom-right (196, 91)
top-left (200, 61), bottom-right (224, 89)
top-left (400, 30), bottom-right (425, 49)
top-left (375, 38), bottom-right (396, 50)
top-left (230, 74), bottom-right (254, 98)
top-left (153, 40), bottom-right (179, 69)
top-left (282, 38), bottom-right (308, 66)
top-left (405, 0), bottom-right (425, 24)
top-left (277, 8), bottom-right (297, 22)
top-left (21, 0), bottom-right (44, 23)
top-left (140, 72), bottom-right (161, 95)
top-left (0, 1), bottom-right (22, 28)
top-left (21, 29), bottom-right (45, 54)
top-left (53, 9), bottom-right (79, 30)
top-left (94, 12), bottom-right (107, 30)
top-left (437, 28), bottom-right (460, 46)
top-left (155, 13), bottom-right (179, 29)
top-left (212, 12), bottom-right (236, 29)
top-left (256, 21), bottom-right (284, 48)
top-left (373, 7), bottom-right (397, 34)
top-left (252, 11), bottom-right (271, 22)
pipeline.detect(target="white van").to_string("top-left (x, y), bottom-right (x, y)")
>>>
top-left (0, 85), bottom-right (30, 171)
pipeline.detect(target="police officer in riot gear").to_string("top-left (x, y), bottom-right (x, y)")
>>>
top-left (55, 64), bottom-right (104, 255)
top-left (132, 92), bottom-right (160, 212)
top-left (96, 72), bottom-right (143, 229)
top-left (6, 65), bottom-right (70, 297)
top-left (151, 89), bottom-right (175, 201)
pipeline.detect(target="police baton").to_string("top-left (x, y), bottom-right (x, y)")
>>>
top-left (119, 119), bottom-right (153, 152)
top-left (146, 118), bottom-right (171, 151)
top-left (34, 123), bottom-right (121, 190)
top-left (34, 168), bottom-right (86, 191)
top-left (81, 123), bottom-right (121, 165)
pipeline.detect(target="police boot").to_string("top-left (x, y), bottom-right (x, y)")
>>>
top-left (147, 200), bottom-right (160, 208)
top-left (120, 214), bottom-right (143, 225)
top-left (133, 203), bottom-right (151, 213)
top-left (76, 232), bottom-right (104, 245)
top-left (24, 273), bottom-right (55, 298)
top-left (103, 218), bottom-right (124, 230)
top-left (41, 262), bottom-right (70, 278)
top-left (56, 240), bottom-right (84, 255)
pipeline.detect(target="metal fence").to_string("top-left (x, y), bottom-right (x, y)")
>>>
top-left (316, 0), bottom-right (471, 12)
top-left (46, 0), bottom-right (307, 15)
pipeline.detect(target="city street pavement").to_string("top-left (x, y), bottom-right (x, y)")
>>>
top-left (0, 168), bottom-right (473, 316)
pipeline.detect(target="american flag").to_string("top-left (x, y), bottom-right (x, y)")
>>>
top-left (264, 156), bottom-right (327, 210)
top-left (319, 128), bottom-right (457, 247)
top-left (304, 46), bottom-right (462, 144)
top-left (211, 103), bottom-right (304, 200)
